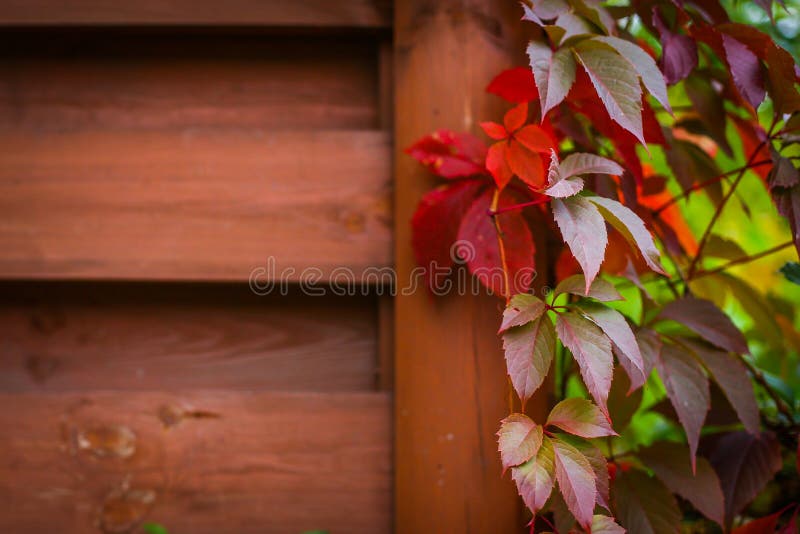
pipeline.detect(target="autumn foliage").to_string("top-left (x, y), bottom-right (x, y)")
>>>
top-left (406, 0), bottom-right (800, 532)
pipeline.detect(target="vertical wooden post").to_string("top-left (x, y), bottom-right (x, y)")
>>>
top-left (394, 2), bottom-right (544, 532)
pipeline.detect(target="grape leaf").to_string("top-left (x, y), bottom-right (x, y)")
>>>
top-left (411, 180), bottom-right (487, 293)
top-left (552, 435), bottom-right (597, 530)
top-left (527, 40), bottom-right (577, 119)
top-left (655, 343), bottom-right (710, 470)
top-left (556, 312), bottom-right (613, 416)
top-left (573, 41), bottom-right (646, 146)
top-left (658, 297), bottom-right (749, 354)
top-left (546, 398), bottom-right (616, 438)
top-left (502, 314), bottom-right (556, 406)
top-left (500, 294), bottom-right (546, 332)
top-left (681, 339), bottom-right (760, 435)
top-left (637, 441), bottom-right (725, 527)
top-left (593, 36), bottom-right (671, 113)
top-left (552, 196), bottom-right (608, 293)
top-left (512, 437), bottom-right (555, 515)
top-left (406, 130), bottom-right (487, 178)
top-left (553, 274), bottom-right (623, 302)
top-left (710, 431), bottom-right (782, 528)
top-left (613, 468), bottom-right (682, 534)
top-left (497, 413), bottom-right (543, 470)
top-left (588, 196), bottom-right (665, 275)
top-left (591, 515), bottom-right (625, 534)
top-left (458, 190), bottom-right (536, 297)
top-left (580, 303), bottom-right (646, 392)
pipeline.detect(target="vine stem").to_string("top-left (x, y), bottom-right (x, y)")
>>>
top-left (652, 160), bottom-right (772, 215)
top-left (686, 118), bottom-right (779, 279)
top-left (490, 187), bottom-right (513, 304)
top-left (690, 240), bottom-right (795, 280)
top-left (488, 195), bottom-right (550, 217)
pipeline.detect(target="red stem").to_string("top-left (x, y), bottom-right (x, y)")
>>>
top-left (488, 196), bottom-right (550, 216)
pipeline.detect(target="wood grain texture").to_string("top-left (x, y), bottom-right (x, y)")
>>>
top-left (0, 33), bottom-right (380, 131)
top-left (0, 282), bottom-right (379, 392)
top-left (393, 2), bottom-right (545, 532)
top-left (0, 0), bottom-right (391, 28)
top-left (0, 129), bottom-right (392, 281)
top-left (0, 390), bottom-right (391, 533)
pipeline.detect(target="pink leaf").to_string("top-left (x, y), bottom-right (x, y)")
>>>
top-left (722, 33), bottom-right (766, 109)
top-left (552, 436), bottom-right (597, 530)
top-left (500, 293), bottom-right (546, 332)
top-left (527, 40), bottom-right (577, 119)
top-left (502, 313), bottom-right (556, 406)
top-left (552, 196), bottom-right (608, 293)
top-left (653, 9), bottom-right (698, 84)
top-left (497, 413), bottom-right (543, 470)
top-left (556, 312), bottom-right (613, 416)
top-left (512, 436), bottom-right (555, 515)
top-left (546, 398), bottom-right (617, 438)
top-left (658, 297), bottom-right (749, 354)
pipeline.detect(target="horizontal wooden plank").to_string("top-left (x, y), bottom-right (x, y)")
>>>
top-left (0, 33), bottom-right (380, 131)
top-left (0, 390), bottom-right (392, 533)
top-left (0, 282), bottom-right (379, 392)
top-left (0, 0), bottom-right (391, 28)
top-left (0, 129), bottom-right (392, 281)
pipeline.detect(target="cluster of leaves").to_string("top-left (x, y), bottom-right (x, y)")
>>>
top-left (407, 0), bottom-right (800, 532)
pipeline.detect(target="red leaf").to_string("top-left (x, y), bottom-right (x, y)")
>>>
top-left (546, 398), bottom-right (617, 438)
top-left (507, 141), bottom-right (546, 188)
top-left (732, 511), bottom-right (782, 534)
top-left (613, 468), bottom-right (682, 534)
top-left (411, 180), bottom-right (487, 292)
top-left (406, 129), bottom-right (488, 178)
top-left (580, 303), bottom-right (646, 392)
top-left (710, 431), bottom-right (783, 528)
top-left (682, 339), bottom-right (760, 435)
top-left (572, 438), bottom-right (611, 511)
top-left (721, 33), bottom-right (766, 109)
top-left (480, 121), bottom-right (507, 141)
top-left (486, 142), bottom-right (513, 189)
top-left (500, 293), bottom-right (546, 332)
top-left (731, 116), bottom-right (772, 180)
top-left (552, 436), bottom-right (597, 530)
top-left (497, 413), bottom-right (543, 470)
top-left (653, 8), bottom-right (697, 84)
top-left (502, 313), bottom-right (556, 406)
top-left (655, 343), bottom-right (710, 470)
top-left (638, 441), bottom-right (725, 526)
top-left (487, 67), bottom-right (539, 103)
top-left (504, 102), bottom-right (529, 133)
top-left (457, 190), bottom-right (536, 296)
top-left (552, 196), bottom-right (608, 292)
top-left (513, 124), bottom-right (555, 154)
top-left (658, 297), bottom-right (749, 354)
top-left (512, 436), bottom-right (555, 515)
top-left (556, 312), bottom-right (614, 416)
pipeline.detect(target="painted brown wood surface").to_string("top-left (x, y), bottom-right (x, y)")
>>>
top-left (394, 1), bottom-right (545, 532)
top-left (0, 282), bottom-right (378, 392)
top-left (0, 0), bottom-right (391, 28)
top-left (0, 390), bottom-right (392, 533)
top-left (0, 129), bottom-right (391, 281)
top-left (0, 33), bottom-right (380, 132)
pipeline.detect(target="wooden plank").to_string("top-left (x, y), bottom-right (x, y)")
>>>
top-left (0, 33), bottom-right (380, 131)
top-left (0, 282), bottom-right (378, 392)
top-left (393, 2), bottom-right (543, 532)
top-left (0, 129), bottom-right (392, 281)
top-left (0, 0), bottom-right (391, 28)
top-left (0, 390), bottom-right (391, 533)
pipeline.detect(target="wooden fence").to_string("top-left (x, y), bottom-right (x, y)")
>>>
top-left (0, 1), bottom-right (540, 532)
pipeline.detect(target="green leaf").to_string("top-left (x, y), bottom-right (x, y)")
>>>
top-left (593, 36), bottom-right (671, 114)
top-left (655, 343), bottom-right (710, 470)
top-left (527, 41), bottom-right (577, 118)
top-left (497, 413), bottom-right (543, 470)
top-left (588, 196), bottom-right (665, 275)
top-left (591, 515), bottom-right (625, 534)
top-left (502, 314), bottom-right (556, 406)
top-left (556, 312), bottom-right (613, 416)
top-left (580, 302), bottom-right (645, 391)
top-left (552, 436), bottom-right (597, 530)
top-left (546, 398), bottom-right (616, 438)
top-left (553, 274), bottom-right (623, 302)
top-left (512, 436), bottom-right (556, 515)
top-left (573, 41), bottom-right (646, 146)
top-left (143, 525), bottom-right (169, 534)
top-left (499, 293), bottom-right (546, 332)
top-left (781, 262), bottom-right (800, 285)
top-left (613, 468), bottom-right (682, 534)
top-left (638, 441), bottom-right (725, 527)
top-left (552, 196), bottom-right (608, 293)
top-left (681, 339), bottom-right (759, 435)
top-left (658, 297), bottom-right (749, 354)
